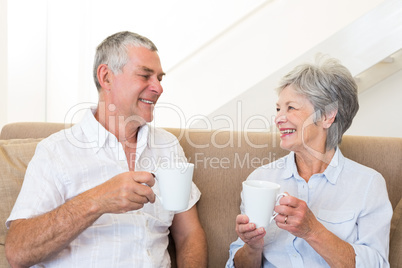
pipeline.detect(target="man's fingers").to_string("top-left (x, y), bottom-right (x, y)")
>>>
top-left (130, 171), bottom-right (156, 187)
top-left (127, 190), bottom-right (153, 205)
top-left (135, 182), bottom-right (156, 203)
top-left (119, 172), bottom-right (156, 203)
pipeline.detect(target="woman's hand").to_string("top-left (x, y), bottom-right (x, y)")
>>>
top-left (235, 214), bottom-right (266, 251)
top-left (273, 194), bottom-right (356, 267)
top-left (273, 195), bottom-right (321, 240)
top-left (233, 215), bottom-right (266, 268)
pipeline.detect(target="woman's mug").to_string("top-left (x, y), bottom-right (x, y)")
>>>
top-left (270, 193), bottom-right (288, 222)
top-left (242, 180), bottom-right (288, 230)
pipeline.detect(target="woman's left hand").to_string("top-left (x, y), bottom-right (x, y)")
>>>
top-left (273, 194), bottom-right (322, 240)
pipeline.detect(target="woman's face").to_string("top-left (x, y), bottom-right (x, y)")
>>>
top-left (275, 85), bottom-right (327, 154)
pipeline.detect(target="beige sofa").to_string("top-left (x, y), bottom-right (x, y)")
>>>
top-left (1, 122), bottom-right (401, 268)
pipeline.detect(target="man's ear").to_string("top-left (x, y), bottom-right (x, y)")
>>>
top-left (97, 64), bottom-right (112, 91)
top-left (323, 109), bottom-right (337, 129)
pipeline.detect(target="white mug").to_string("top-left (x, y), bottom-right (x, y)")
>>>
top-left (242, 180), bottom-right (288, 229)
top-left (154, 162), bottom-right (194, 211)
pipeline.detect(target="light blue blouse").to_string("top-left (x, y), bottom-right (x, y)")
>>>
top-left (226, 148), bottom-right (392, 268)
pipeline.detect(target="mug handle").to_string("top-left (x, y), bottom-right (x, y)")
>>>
top-left (150, 172), bottom-right (163, 204)
top-left (270, 192), bottom-right (289, 222)
top-left (155, 193), bottom-right (163, 203)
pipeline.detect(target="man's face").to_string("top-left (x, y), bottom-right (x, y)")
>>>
top-left (109, 46), bottom-right (165, 124)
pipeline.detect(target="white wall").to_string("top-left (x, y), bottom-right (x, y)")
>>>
top-left (347, 69), bottom-right (402, 137)
top-left (2, 0), bottom-right (401, 138)
top-left (155, 0), bottom-right (387, 129)
top-left (3, 0), bottom-right (266, 126)
top-left (198, 0), bottom-right (402, 138)
top-left (0, 0), bottom-right (7, 127)
top-left (7, 0), bottom-right (47, 123)
top-left (44, 0), bottom-right (268, 123)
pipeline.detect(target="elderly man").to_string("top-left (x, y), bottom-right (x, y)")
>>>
top-left (5, 31), bottom-right (207, 268)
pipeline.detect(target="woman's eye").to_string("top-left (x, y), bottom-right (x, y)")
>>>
top-left (288, 106), bottom-right (295, 110)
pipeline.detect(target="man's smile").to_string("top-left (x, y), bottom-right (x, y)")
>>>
top-left (139, 98), bottom-right (155, 104)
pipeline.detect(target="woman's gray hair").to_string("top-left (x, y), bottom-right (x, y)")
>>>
top-left (276, 55), bottom-right (359, 149)
top-left (93, 31), bottom-right (158, 91)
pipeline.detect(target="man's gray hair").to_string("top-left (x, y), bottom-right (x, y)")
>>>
top-left (93, 31), bottom-right (158, 91)
top-left (276, 55), bottom-right (359, 150)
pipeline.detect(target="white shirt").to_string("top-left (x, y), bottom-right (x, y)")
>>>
top-left (226, 149), bottom-right (392, 268)
top-left (7, 108), bottom-right (201, 268)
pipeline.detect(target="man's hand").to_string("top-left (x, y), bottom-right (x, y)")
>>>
top-left (5, 171), bottom-right (156, 267)
top-left (88, 171), bottom-right (156, 214)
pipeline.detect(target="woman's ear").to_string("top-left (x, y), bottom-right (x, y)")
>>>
top-left (97, 64), bottom-right (112, 91)
top-left (323, 110), bottom-right (337, 129)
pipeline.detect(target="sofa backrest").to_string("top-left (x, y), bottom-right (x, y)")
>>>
top-left (0, 122), bottom-right (71, 140)
top-left (164, 128), bottom-right (402, 267)
top-left (1, 123), bottom-right (401, 268)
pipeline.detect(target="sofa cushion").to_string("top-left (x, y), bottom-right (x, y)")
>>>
top-left (0, 138), bottom-right (42, 267)
top-left (390, 199), bottom-right (402, 267)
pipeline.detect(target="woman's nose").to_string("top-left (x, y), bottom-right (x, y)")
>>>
top-left (275, 112), bottom-right (286, 125)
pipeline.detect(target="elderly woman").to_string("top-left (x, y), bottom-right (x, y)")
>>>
top-left (226, 57), bottom-right (392, 267)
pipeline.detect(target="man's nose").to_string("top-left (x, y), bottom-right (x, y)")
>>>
top-left (150, 79), bottom-right (163, 95)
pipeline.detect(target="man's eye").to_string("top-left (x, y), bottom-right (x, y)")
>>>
top-left (139, 74), bottom-right (150, 79)
top-left (276, 108), bottom-right (280, 112)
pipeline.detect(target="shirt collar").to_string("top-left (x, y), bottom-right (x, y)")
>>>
top-left (283, 147), bottom-right (345, 184)
top-left (136, 123), bottom-right (149, 159)
top-left (79, 107), bottom-right (150, 157)
top-left (78, 107), bottom-right (109, 153)
top-left (323, 147), bottom-right (345, 184)
top-left (282, 152), bottom-right (296, 180)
